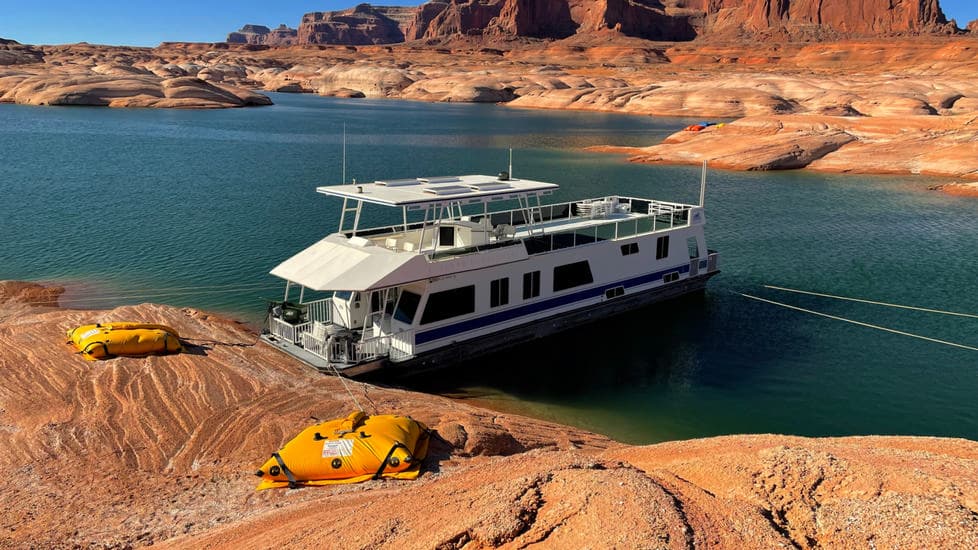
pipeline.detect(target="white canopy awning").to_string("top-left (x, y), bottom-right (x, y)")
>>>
top-left (269, 234), bottom-right (424, 291)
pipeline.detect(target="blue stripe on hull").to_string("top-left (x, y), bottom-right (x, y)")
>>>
top-left (415, 263), bottom-right (692, 345)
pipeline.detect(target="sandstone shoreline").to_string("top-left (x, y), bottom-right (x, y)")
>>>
top-left (2, 280), bottom-right (977, 548)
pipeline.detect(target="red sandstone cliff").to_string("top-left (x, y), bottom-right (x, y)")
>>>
top-left (406, 0), bottom-right (506, 41)
top-left (228, 0), bottom-right (954, 45)
top-left (226, 24), bottom-right (298, 47)
top-left (702, 0), bottom-right (951, 39)
top-left (299, 4), bottom-right (416, 45)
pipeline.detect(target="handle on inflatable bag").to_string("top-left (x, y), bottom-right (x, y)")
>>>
top-left (335, 411), bottom-right (367, 436)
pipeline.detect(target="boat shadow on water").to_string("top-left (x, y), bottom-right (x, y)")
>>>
top-left (379, 285), bottom-right (821, 405)
top-left (369, 291), bottom-right (730, 398)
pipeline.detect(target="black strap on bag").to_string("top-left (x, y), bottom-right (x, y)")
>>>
top-left (271, 452), bottom-right (299, 489)
top-left (373, 442), bottom-right (408, 480)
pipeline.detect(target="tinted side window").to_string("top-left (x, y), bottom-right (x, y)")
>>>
top-left (522, 271), bottom-right (540, 299)
top-left (553, 261), bottom-right (593, 292)
top-left (420, 286), bottom-right (475, 325)
top-left (656, 235), bottom-right (670, 259)
top-left (490, 278), bottom-right (509, 308)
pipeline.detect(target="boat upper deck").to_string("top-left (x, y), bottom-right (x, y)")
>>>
top-left (272, 173), bottom-right (706, 291)
top-left (317, 174), bottom-right (558, 208)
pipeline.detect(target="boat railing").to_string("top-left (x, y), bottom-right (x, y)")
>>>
top-left (707, 251), bottom-right (720, 273)
top-left (428, 199), bottom-right (692, 260)
top-left (342, 196), bottom-right (694, 242)
top-left (269, 317), bottom-right (312, 345)
top-left (302, 297), bottom-right (333, 324)
top-left (300, 330), bottom-right (392, 365)
top-left (389, 330), bottom-right (415, 362)
top-left (520, 208), bottom-right (691, 256)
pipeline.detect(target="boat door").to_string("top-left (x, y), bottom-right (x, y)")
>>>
top-left (330, 291), bottom-right (366, 329)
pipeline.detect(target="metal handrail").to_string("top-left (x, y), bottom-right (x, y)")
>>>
top-left (302, 297), bottom-right (333, 323)
top-left (389, 330), bottom-right (416, 361)
top-left (343, 196), bottom-right (696, 240)
top-left (270, 317), bottom-right (311, 344)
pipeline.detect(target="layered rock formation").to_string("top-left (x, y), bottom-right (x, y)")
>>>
top-left (298, 4), bottom-right (416, 45)
top-left (700, 0), bottom-right (951, 39)
top-left (0, 70), bottom-right (271, 108)
top-left (2, 281), bottom-right (978, 548)
top-left (226, 24), bottom-right (298, 46)
top-left (0, 38), bottom-right (43, 66)
top-left (229, 0), bottom-right (954, 45)
top-left (0, 42), bottom-right (272, 108)
top-left (593, 114), bottom-right (978, 179)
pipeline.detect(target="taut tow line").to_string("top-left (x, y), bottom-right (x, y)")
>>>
top-left (740, 292), bottom-right (978, 352)
top-left (764, 285), bottom-right (978, 319)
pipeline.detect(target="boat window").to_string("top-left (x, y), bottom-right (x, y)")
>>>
top-left (439, 226), bottom-right (455, 247)
top-left (656, 236), bottom-right (670, 260)
top-left (687, 237), bottom-right (700, 259)
top-left (523, 236), bottom-right (552, 255)
top-left (490, 278), bottom-right (509, 308)
top-left (605, 286), bottom-right (625, 299)
top-left (620, 242), bottom-right (639, 256)
top-left (334, 290), bottom-right (353, 301)
top-left (393, 291), bottom-right (421, 324)
top-left (420, 286), bottom-right (475, 325)
top-left (523, 271), bottom-right (540, 300)
top-left (663, 272), bottom-right (680, 283)
top-left (553, 261), bottom-right (593, 292)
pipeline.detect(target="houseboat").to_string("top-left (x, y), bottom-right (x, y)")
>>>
top-left (262, 171), bottom-right (719, 376)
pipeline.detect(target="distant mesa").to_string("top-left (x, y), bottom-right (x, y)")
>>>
top-left (227, 0), bottom-right (956, 46)
top-left (227, 23), bottom-right (298, 46)
top-left (299, 4), bottom-right (415, 45)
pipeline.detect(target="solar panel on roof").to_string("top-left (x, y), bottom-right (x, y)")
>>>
top-left (376, 179), bottom-right (420, 187)
top-left (467, 182), bottom-right (511, 191)
top-left (418, 177), bottom-right (461, 184)
top-left (423, 185), bottom-right (472, 195)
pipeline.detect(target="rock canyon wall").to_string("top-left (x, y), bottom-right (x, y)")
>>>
top-left (230, 0), bottom-right (954, 45)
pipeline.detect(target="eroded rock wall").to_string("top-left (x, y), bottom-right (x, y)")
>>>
top-left (299, 4), bottom-right (416, 45)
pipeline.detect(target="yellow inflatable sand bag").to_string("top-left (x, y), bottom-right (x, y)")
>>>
top-left (256, 411), bottom-right (430, 490)
top-left (67, 323), bottom-right (182, 361)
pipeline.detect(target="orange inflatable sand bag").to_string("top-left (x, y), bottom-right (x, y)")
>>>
top-left (256, 411), bottom-right (430, 490)
top-left (67, 323), bottom-right (182, 361)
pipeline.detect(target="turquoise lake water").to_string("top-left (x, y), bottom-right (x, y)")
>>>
top-left (2, 92), bottom-right (976, 444)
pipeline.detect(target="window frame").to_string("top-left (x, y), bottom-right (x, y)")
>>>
top-left (419, 285), bottom-right (476, 325)
top-left (553, 261), bottom-right (594, 292)
top-left (656, 235), bottom-right (670, 260)
top-left (522, 271), bottom-right (541, 300)
top-left (490, 277), bottom-right (510, 308)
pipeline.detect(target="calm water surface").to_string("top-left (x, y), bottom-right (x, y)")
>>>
top-left (2, 93), bottom-right (976, 444)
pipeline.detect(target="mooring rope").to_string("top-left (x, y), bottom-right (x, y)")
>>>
top-left (764, 285), bottom-right (978, 319)
top-left (740, 293), bottom-right (978, 352)
top-left (328, 363), bottom-right (367, 413)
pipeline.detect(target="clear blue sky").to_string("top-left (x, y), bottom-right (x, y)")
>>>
top-left (2, 0), bottom-right (977, 46)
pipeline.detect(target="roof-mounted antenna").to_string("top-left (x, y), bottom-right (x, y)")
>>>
top-left (342, 122), bottom-right (347, 185)
top-left (699, 160), bottom-right (708, 207)
top-left (509, 148), bottom-right (513, 179)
